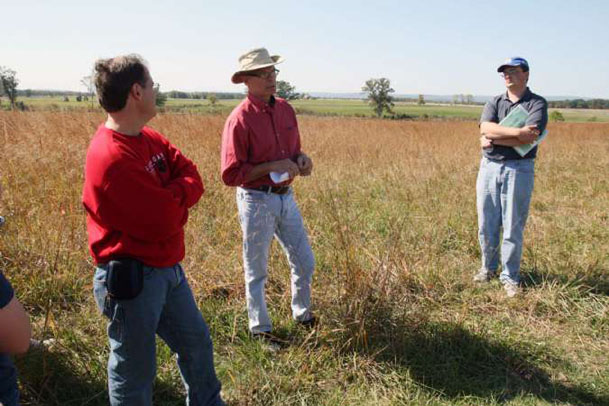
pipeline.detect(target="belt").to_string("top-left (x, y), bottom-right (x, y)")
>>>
top-left (248, 185), bottom-right (291, 195)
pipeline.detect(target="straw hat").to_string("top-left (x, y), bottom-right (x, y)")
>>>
top-left (231, 47), bottom-right (284, 84)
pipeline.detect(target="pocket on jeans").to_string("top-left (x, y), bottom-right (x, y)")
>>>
top-left (240, 190), bottom-right (268, 203)
top-left (93, 268), bottom-right (108, 314)
top-left (93, 284), bottom-right (117, 321)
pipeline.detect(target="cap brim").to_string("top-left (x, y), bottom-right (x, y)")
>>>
top-left (497, 63), bottom-right (528, 72)
top-left (231, 55), bottom-right (284, 84)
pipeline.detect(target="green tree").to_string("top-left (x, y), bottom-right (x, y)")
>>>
top-left (549, 111), bottom-right (565, 122)
top-left (207, 93), bottom-right (217, 107)
top-left (418, 94), bottom-right (425, 105)
top-left (80, 76), bottom-right (94, 96)
top-left (154, 83), bottom-right (167, 107)
top-left (81, 75), bottom-right (96, 107)
top-left (276, 80), bottom-right (300, 100)
top-left (0, 66), bottom-right (19, 108)
top-left (362, 78), bottom-right (395, 117)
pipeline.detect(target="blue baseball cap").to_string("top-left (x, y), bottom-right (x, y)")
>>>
top-left (497, 57), bottom-right (529, 73)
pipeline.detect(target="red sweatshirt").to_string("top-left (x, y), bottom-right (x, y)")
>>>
top-left (82, 125), bottom-right (203, 267)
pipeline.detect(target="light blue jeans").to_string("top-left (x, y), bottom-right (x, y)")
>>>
top-left (236, 187), bottom-right (315, 334)
top-left (93, 264), bottom-right (224, 406)
top-left (476, 157), bottom-right (535, 285)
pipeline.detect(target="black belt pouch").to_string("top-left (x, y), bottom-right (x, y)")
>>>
top-left (106, 258), bottom-right (144, 300)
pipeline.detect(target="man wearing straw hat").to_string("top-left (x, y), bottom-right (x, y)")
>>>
top-left (221, 48), bottom-right (316, 344)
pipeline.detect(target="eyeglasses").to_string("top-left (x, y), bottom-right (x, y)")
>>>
top-left (500, 68), bottom-right (523, 78)
top-left (247, 68), bottom-right (279, 79)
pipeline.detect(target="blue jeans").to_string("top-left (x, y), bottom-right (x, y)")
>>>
top-left (236, 187), bottom-right (315, 334)
top-left (476, 157), bottom-right (535, 285)
top-left (0, 354), bottom-right (18, 406)
top-left (93, 264), bottom-right (224, 406)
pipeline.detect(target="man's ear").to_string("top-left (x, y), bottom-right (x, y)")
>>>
top-left (130, 82), bottom-right (143, 101)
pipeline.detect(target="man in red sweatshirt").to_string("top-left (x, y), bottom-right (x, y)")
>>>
top-left (82, 54), bottom-right (224, 406)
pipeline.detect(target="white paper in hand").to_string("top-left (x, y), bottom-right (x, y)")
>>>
top-left (270, 171), bottom-right (290, 183)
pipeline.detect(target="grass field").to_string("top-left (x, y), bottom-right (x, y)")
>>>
top-left (8, 96), bottom-right (609, 122)
top-left (1, 111), bottom-right (608, 405)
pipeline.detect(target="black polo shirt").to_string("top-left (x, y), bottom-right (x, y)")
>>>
top-left (480, 87), bottom-right (548, 161)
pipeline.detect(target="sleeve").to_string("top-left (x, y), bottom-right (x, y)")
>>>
top-left (289, 104), bottom-right (302, 158)
top-left (525, 98), bottom-right (548, 133)
top-left (96, 161), bottom-right (189, 242)
top-left (0, 272), bottom-right (14, 309)
top-left (480, 99), bottom-right (499, 124)
top-left (161, 138), bottom-right (204, 209)
top-left (220, 117), bottom-right (254, 186)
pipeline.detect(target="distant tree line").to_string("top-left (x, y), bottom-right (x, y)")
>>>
top-left (17, 89), bottom-right (84, 97)
top-left (452, 94), bottom-right (479, 105)
top-left (164, 91), bottom-right (243, 100)
top-left (14, 88), bottom-right (242, 101)
top-left (393, 97), bottom-right (419, 103)
top-left (548, 99), bottom-right (609, 109)
top-left (164, 80), bottom-right (305, 101)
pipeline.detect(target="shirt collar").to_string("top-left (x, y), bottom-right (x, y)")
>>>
top-left (500, 87), bottom-right (532, 104)
top-left (247, 93), bottom-right (276, 111)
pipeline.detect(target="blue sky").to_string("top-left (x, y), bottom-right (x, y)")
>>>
top-left (2, 0), bottom-right (608, 97)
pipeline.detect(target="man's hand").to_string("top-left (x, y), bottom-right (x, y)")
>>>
top-left (480, 136), bottom-right (493, 149)
top-left (517, 125), bottom-right (540, 144)
top-left (272, 159), bottom-right (300, 179)
top-left (296, 153), bottom-right (313, 176)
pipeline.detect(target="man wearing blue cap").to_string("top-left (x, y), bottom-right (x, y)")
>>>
top-left (474, 57), bottom-right (548, 297)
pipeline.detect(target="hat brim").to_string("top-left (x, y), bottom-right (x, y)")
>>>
top-left (231, 55), bottom-right (284, 84)
top-left (497, 63), bottom-right (528, 73)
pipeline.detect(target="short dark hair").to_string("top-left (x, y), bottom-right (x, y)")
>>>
top-left (94, 54), bottom-right (148, 112)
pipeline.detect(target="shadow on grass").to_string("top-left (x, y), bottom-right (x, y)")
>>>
top-left (521, 265), bottom-right (609, 296)
top-left (16, 345), bottom-right (184, 405)
top-left (355, 315), bottom-right (605, 405)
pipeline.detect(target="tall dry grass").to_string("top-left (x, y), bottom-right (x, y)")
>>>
top-left (1, 111), bottom-right (608, 405)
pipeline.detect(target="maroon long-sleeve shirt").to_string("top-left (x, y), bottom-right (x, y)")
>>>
top-left (82, 125), bottom-right (203, 267)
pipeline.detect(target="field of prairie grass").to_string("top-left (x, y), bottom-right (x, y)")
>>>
top-left (0, 111), bottom-right (608, 405)
top-left (12, 96), bottom-right (609, 122)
